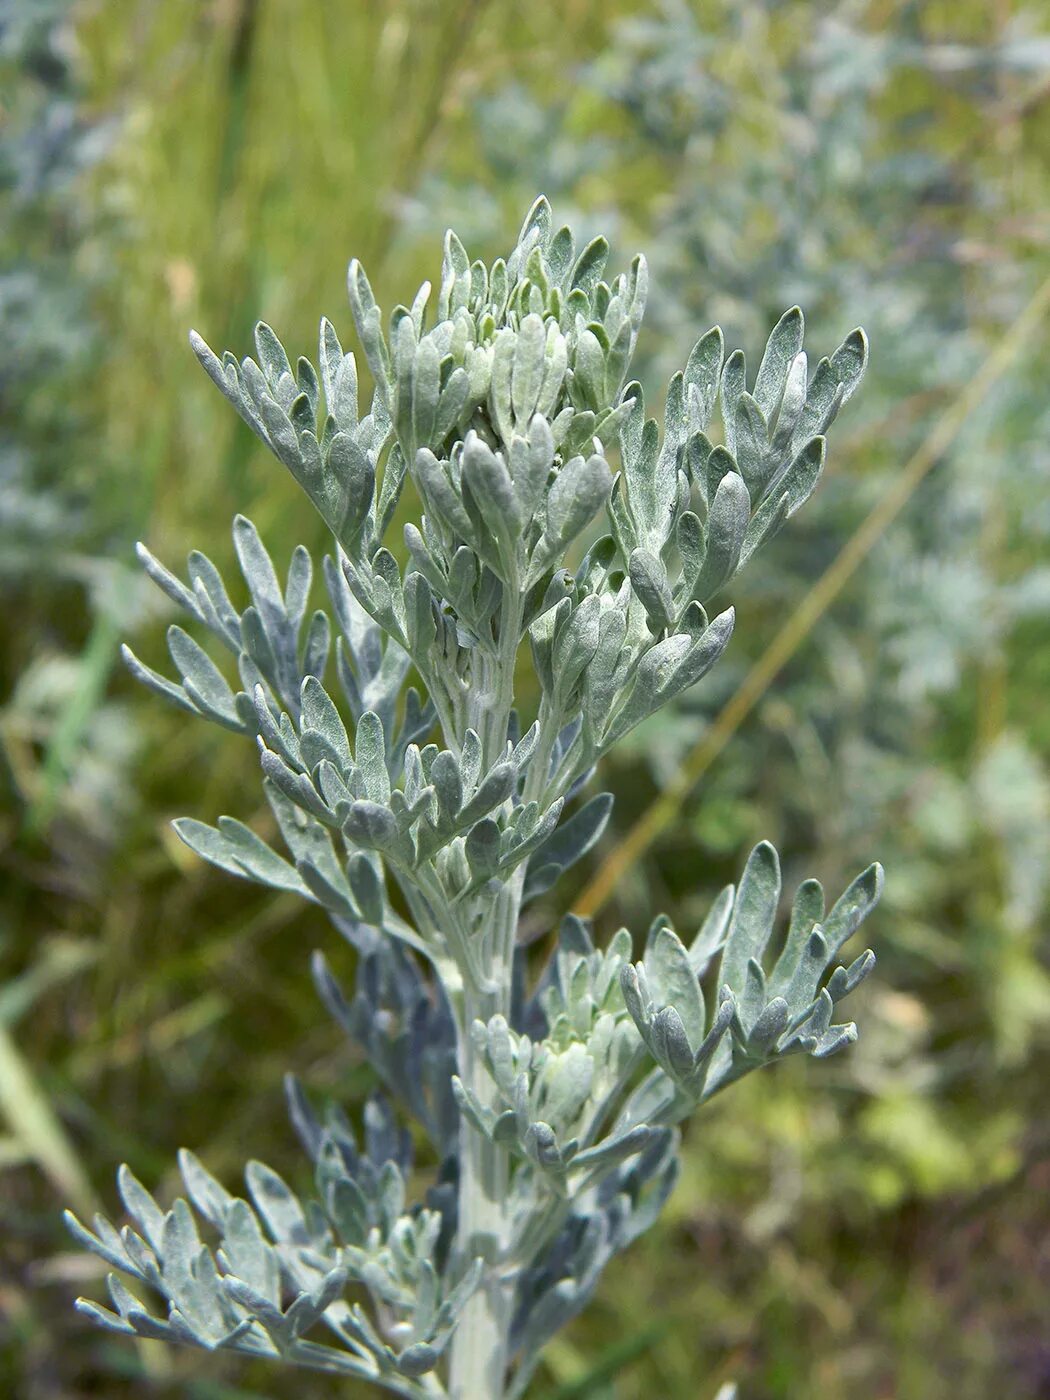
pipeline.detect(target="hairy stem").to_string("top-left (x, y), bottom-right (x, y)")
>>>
top-left (449, 980), bottom-right (513, 1399)
top-left (449, 582), bottom-right (525, 1398)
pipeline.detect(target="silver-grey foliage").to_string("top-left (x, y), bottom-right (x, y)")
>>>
top-left (68, 199), bottom-right (880, 1397)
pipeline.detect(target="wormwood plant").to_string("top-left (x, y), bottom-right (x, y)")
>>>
top-left (67, 200), bottom-right (882, 1398)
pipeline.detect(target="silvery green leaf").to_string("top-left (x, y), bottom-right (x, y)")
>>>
top-left (435, 365), bottom-right (471, 443)
top-left (570, 1125), bottom-right (653, 1172)
top-left (572, 327), bottom-right (607, 412)
top-left (512, 313), bottom-right (548, 424)
top-left (675, 510), bottom-right (704, 589)
top-left (825, 948), bottom-right (877, 1002)
top-left (651, 1005), bottom-right (695, 1078)
top-left (121, 644), bottom-right (200, 720)
top-left (489, 328), bottom-right (516, 444)
top-left (458, 762), bottom-right (516, 827)
top-left (430, 749), bottom-right (463, 822)
top-left (465, 818), bottom-right (501, 879)
top-left (518, 194), bottom-right (552, 252)
top-left (532, 452), bottom-right (613, 577)
top-left (104, 1275), bottom-right (167, 1335)
top-left (739, 489), bottom-right (789, 569)
top-left (610, 607), bottom-right (734, 740)
top-left (791, 328), bottom-right (868, 451)
top-left (325, 432), bottom-right (375, 547)
top-left (684, 326), bottom-right (724, 432)
top-left (189, 330), bottom-right (243, 413)
top-left (789, 985), bottom-right (828, 1052)
top-left (374, 442), bottom-right (406, 544)
top-left (64, 1211), bottom-right (136, 1276)
top-left (719, 348), bottom-right (746, 457)
top-left (300, 610), bottom-right (330, 682)
top-left (822, 862), bottom-right (884, 957)
top-left (283, 547), bottom-right (312, 633)
top-left (254, 321), bottom-right (292, 387)
top-left (697, 442), bottom-right (736, 517)
top-left (233, 515), bottom-right (285, 630)
top-left (460, 729), bottom-right (483, 792)
top-left (570, 236), bottom-right (609, 295)
top-left (527, 597), bottom-right (557, 698)
top-left (771, 434), bottom-right (825, 517)
top-left (582, 606), bottom-right (628, 733)
top-left (619, 964), bottom-right (654, 1051)
top-left (686, 887), bottom-right (733, 976)
top-left (523, 1121), bottom-right (564, 1172)
top-left (413, 447), bottom-right (474, 538)
top-left (354, 711), bottom-right (391, 804)
top-left (557, 407), bottom-right (597, 457)
top-left (607, 473), bottom-right (639, 560)
top-left (167, 627), bottom-right (241, 729)
top-left (603, 316), bottom-right (632, 400)
top-left (259, 745), bottom-right (335, 825)
top-left (461, 432), bottom-right (521, 573)
top-left (754, 307), bottom-right (805, 419)
top-left (511, 414), bottom-right (555, 519)
top-left (73, 1296), bottom-right (136, 1337)
top-left (770, 350), bottom-right (808, 457)
top-left (733, 957), bottom-right (767, 1036)
top-left (644, 925), bottom-right (705, 1050)
top-left (731, 393), bottom-right (769, 496)
top-left (398, 1343), bottom-right (440, 1377)
top-left (747, 996), bottom-right (790, 1056)
top-left (346, 258), bottom-right (390, 401)
top-left (343, 801), bottom-right (399, 852)
top-left (523, 792), bottom-right (613, 901)
top-left (136, 540), bottom-right (203, 619)
top-left (244, 1159), bottom-right (309, 1252)
top-left (283, 1268), bottom-right (350, 1342)
top-left (116, 1165), bottom-right (166, 1253)
top-left (258, 393), bottom-right (302, 471)
top-left (693, 471), bottom-right (749, 600)
top-left (403, 570), bottom-right (437, 658)
top-left (813, 1022), bottom-right (859, 1058)
top-left (829, 328), bottom-right (869, 403)
top-left (536, 1043), bottom-right (594, 1131)
top-left (173, 817), bottom-right (309, 897)
top-left (551, 593), bottom-right (602, 705)
top-left (347, 853), bottom-right (385, 924)
top-left (769, 878), bottom-right (825, 993)
top-left (178, 1150), bottom-right (234, 1228)
top-left (300, 675), bottom-right (352, 771)
top-left (622, 414), bottom-right (659, 533)
top-left (781, 928), bottom-right (830, 1017)
top-left (629, 548), bottom-right (675, 634)
top-left (438, 229), bottom-right (470, 319)
top-left (409, 278), bottom-right (431, 335)
top-left (451, 1076), bottom-right (496, 1140)
top-left (546, 224), bottom-right (575, 288)
top-left (719, 841), bottom-right (781, 993)
top-left (319, 318), bottom-right (350, 415)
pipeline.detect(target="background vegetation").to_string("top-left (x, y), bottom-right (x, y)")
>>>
top-left (2, 1), bottom-right (1049, 1396)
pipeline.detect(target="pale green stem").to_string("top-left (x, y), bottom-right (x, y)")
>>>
top-left (448, 977), bottom-right (514, 1399)
top-left (448, 576), bottom-right (525, 1399)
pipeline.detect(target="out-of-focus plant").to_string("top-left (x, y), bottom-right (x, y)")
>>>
top-left (0, 0), bottom-right (139, 869)
top-left (67, 200), bottom-right (880, 1397)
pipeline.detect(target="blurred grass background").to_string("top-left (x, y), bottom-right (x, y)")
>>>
top-left (2, 1), bottom-right (1050, 1397)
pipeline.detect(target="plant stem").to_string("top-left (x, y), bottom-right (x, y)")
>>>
top-left (448, 578), bottom-right (526, 1398)
top-left (449, 979), bottom-right (512, 1399)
